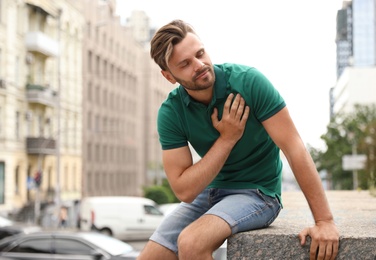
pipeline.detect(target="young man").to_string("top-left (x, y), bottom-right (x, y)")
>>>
top-left (138, 19), bottom-right (339, 260)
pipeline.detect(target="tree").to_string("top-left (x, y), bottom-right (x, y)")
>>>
top-left (310, 104), bottom-right (376, 190)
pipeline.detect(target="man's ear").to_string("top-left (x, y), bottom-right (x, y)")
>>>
top-left (161, 70), bottom-right (177, 84)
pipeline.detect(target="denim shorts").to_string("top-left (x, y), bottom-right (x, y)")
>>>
top-left (150, 188), bottom-right (282, 254)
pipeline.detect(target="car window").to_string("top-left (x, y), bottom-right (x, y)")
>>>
top-left (8, 238), bottom-right (51, 253)
top-left (53, 238), bottom-right (94, 254)
top-left (81, 233), bottom-right (133, 255)
top-left (144, 205), bottom-right (163, 215)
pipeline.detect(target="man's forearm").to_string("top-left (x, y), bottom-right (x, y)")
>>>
top-left (288, 149), bottom-right (334, 222)
top-left (176, 137), bottom-right (236, 203)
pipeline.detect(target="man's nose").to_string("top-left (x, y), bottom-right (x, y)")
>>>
top-left (194, 59), bottom-right (204, 71)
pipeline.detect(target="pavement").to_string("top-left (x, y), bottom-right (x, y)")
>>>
top-left (228, 190), bottom-right (376, 259)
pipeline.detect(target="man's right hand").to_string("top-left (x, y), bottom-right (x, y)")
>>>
top-left (211, 93), bottom-right (250, 144)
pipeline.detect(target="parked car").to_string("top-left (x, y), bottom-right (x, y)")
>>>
top-left (0, 215), bottom-right (41, 240)
top-left (80, 196), bottom-right (164, 241)
top-left (0, 216), bottom-right (13, 227)
top-left (0, 224), bottom-right (41, 241)
top-left (158, 203), bottom-right (180, 217)
top-left (0, 230), bottom-right (140, 260)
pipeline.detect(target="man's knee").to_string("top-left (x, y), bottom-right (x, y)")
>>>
top-left (178, 227), bottom-right (209, 258)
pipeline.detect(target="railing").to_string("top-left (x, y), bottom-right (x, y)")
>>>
top-left (26, 137), bottom-right (57, 155)
top-left (26, 83), bottom-right (58, 107)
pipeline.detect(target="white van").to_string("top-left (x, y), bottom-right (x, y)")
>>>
top-left (80, 196), bottom-right (164, 241)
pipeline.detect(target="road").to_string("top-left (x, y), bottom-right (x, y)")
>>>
top-left (126, 240), bottom-right (148, 251)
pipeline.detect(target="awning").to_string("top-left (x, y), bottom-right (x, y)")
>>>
top-left (25, 0), bottom-right (59, 17)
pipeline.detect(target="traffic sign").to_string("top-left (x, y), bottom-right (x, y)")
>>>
top-left (342, 154), bottom-right (367, 171)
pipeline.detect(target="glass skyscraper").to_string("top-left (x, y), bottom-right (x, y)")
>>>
top-left (336, 0), bottom-right (376, 78)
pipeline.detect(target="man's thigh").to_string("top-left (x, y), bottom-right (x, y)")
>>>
top-left (205, 188), bottom-right (281, 234)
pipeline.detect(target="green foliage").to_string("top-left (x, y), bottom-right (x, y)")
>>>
top-left (161, 179), bottom-right (180, 203)
top-left (143, 186), bottom-right (170, 204)
top-left (310, 104), bottom-right (376, 190)
top-left (143, 179), bottom-right (180, 204)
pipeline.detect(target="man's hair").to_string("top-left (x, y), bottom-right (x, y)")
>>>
top-left (150, 20), bottom-right (196, 71)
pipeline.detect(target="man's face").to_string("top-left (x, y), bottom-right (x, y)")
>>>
top-left (162, 33), bottom-right (215, 92)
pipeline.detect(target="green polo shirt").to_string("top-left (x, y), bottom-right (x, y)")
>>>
top-left (157, 63), bottom-right (286, 200)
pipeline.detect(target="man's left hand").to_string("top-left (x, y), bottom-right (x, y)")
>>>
top-left (298, 220), bottom-right (339, 260)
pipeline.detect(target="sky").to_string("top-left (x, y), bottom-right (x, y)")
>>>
top-left (116, 0), bottom-right (344, 150)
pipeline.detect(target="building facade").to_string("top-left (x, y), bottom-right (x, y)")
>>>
top-left (82, 0), bottom-right (148, 197)
top-left (332, 0), bottom-right (376, 116)
top-left (0, 0), bottom-right (84, 212)
top-left (0, 0), bottom-right (176, 214)
top-left (332, 67), bottom-right (376, 114)
top-left (336, 0), bottom-right (376, 79)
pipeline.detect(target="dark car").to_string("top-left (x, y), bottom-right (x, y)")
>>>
top-left (0, 230), bottom-right (140, 260)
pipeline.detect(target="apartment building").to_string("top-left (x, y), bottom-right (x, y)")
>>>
top-left (0, 0), bottom-right (175, 214)
top-left (82, 0), bottom-right (147, 197)
top-left (125, 10), bottom-right (177, 185)
top-left (0, 0), bottom-right (84, 212)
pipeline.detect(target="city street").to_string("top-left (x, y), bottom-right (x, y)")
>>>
top-left (126, 240), bottom-right (147, 251)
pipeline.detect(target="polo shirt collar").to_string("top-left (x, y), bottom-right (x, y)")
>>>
top-left (179, 65), bottom-right (227, 107)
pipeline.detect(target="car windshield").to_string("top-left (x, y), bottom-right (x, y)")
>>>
top-left (80, 233), bottom-right (134, 255)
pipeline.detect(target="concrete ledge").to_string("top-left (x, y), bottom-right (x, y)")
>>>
top-left (227, 191), bottom-right (376, 259)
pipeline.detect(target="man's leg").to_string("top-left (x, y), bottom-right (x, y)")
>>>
top-left (176, 189), bottom-right (282, 260)
top-left (178, 214), bottom-right (231, 260)
top-left (137, 240), bottom-right (178, 260)
top-left (138, 190), bottom-right (211, 260)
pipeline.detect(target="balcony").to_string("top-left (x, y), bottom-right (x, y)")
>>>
top-left (26, 83), bottom-right (57, 107)
top-left (25, 31), bottom-right (59, 57)
top-left (26, 137), bottom-right (56, 155)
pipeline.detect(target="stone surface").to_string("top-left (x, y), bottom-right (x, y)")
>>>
top-left (228, 190), bottom-right (376, 260)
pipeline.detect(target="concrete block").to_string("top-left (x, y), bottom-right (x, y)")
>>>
top-left (227, 191), bottom-right (376, 260)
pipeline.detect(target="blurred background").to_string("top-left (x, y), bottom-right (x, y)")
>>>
top-left (0, 0), bottom-right (375, 233)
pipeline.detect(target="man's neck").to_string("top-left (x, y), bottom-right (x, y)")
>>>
top-left (186, 87), bottom-right (214, 105)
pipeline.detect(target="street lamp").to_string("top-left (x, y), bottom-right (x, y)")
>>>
top-left (348, 132), bottom-right (359, 190)
top-left (365, 133), bottom-right (375, 191)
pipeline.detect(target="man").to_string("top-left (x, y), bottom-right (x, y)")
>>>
top-left (138, 19), bottom-right (339, 260)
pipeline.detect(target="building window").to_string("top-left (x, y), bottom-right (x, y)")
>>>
top-left (48, 167), bottom-right (52, 191)
top-left (0, 162), bottom-right (5, 204)
top-left (0, 106), bottom-right (2, 136)
top-left (87, 112), bottom-right (92, 131)
top-left (88, 51), bottom-right (92, 72)
top-left (15, 111), bottom-right (20, 140)
top-left (0, 48), bottom-right (2, 76)
top-left (87, 143), bottom-right (92, 162)
top-left (15, 166), bottom-right (20, 194)
top-left (87, 82), bottom-right (92, 102)
top-left (15, 56), bottom-right (19, 87)
top-left (86, 22), bottom-right (91, 38)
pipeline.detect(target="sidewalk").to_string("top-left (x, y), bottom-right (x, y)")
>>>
top-left (228, 190), bottom-right (376, 259)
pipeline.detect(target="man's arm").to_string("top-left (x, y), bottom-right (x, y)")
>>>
top-left (262, 106), bottom-right (339, 260)
top-left (162, 93), bottom-right (249, 203)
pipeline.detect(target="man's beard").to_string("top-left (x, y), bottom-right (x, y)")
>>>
top-left (172, 65), bottom-right (215, 91)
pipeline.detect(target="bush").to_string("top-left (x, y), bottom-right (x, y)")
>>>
top-left (143, 186), bottom-right (171, 204)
